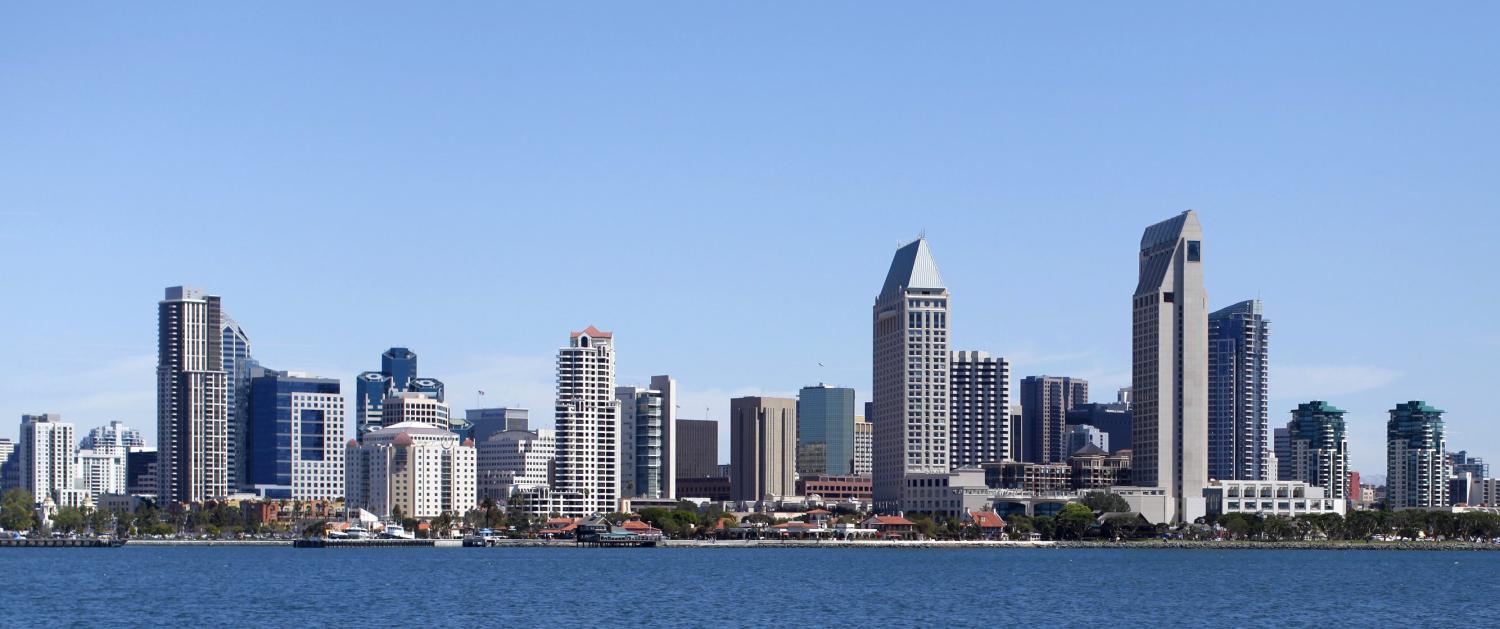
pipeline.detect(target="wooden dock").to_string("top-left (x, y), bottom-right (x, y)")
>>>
top-left (0, 538), bottom-right (125, 548)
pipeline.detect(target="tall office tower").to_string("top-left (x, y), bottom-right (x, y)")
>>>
top-left (80, 421), bottom-right (146, 454)
top-left (1208, 299), bottom-right (1272, 481)
top-left (797, 385), bottom-right (856, 476)
top-left (462, 408), bottom-right (530, 444)
top-left (355, 347), bottom-right (446, 440)
top-left (1132, 211), bottom-right (1209, 523)
top-left (157, 286), bottom-right (230, 503)
top-left (221, 314), bottom-right (253, 491)
top-left (950, 352), bottom-right (1011, 466)
top-left (552, 326), bottom-right (620, 516)
top-left (1066, 403), bottom-right (1132, 452)
top-left (1117, 387), bottom-right (1133, 408)
top-left (729, 396), bottom-right (797, 501)
top-left (617, 376), bottom-right (678, 500)
top-left (19, 414), bottom-right (76, 501)
top-left (125, 449), bottom-right (157, 495)
top-left (1386, 401), bottom-right (1449, 509)
top-left (0, 438), bottom-right (15, 491)
top-left (853, 416), bottom-right (873, 477)
top-left (245, 369), bottom-right (346, 500)
top-left (675, 419), bottom-right (719, 479)
top-left (1019, 376), bottom-right (1088, 464)
top-left (381, 392), bottom-right (450, 429)
top-left (872, 237), bottom-right (950, 511)
top-left (1067, 424), bottom-right (1110, 455)
top-left (476, 428), bottom-right (556, 502)
top-left (1276, 401), bottom-right (1349, 499)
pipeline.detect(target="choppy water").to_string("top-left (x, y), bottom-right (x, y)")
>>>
top-left (4, 546), bottom-right (1496, 627)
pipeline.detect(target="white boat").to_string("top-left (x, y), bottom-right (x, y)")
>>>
top-left (381, 524), bottom-right (415, 540)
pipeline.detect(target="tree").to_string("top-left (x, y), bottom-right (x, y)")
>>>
top-left (52, 507), bottom-right (86, 534)
top-left (0, 489), bottom-right (35, 532)
top-left (1033, 516), bottom-right (1057, 540)
top-left (1081, 492), bottom-right (1130, 515)
top-left (1056, 503), bottom-right (1095, 540)
top-left (1007, 514), bottom-right (1035, 540)
top-left (1217, 513), bottom-right (1251, 539)
top-left (391, 505), bottom-right (407, 522)
top-left (303, 520), bottom-right (327, 538)
top-left (86, 508), bottom-right (114, 535)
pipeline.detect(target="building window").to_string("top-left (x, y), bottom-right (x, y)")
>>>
top-left (1187, 240), bottom-right (1201, 262)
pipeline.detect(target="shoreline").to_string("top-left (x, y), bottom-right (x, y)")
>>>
top-left (99, 539), bottom-right (1500, 551)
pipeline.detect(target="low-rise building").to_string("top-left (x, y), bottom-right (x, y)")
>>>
top-left (676, 476), bottom-right (731, 501)
top-left (901, 467), bottom-right (990, 518)
top-left (966, 510), bottom-right (1007, 539)
top-left (476, 428), bottom-right (555, 502)
top-left (862, 514), bottom-right (917, 539)
top-left (983, 461), bottom-right (1072, 494)
top-left (1204, 479), bottom-right (1347, 518)
top-left (796, 475), bottom-right (873, 503)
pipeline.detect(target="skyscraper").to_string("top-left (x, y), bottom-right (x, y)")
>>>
top-left (245, 368), bottom-right (346, 500)
top-left (797, 384), bottom-right (856, 476)
top-left (872, 237), bottom-right (950, 511)
top-left (221, 314), bottom-right (253, 491)
top-left (1066, 403), bottom-right (1132, 452)
top-left (1277, 401), bottom-right (1349, 499)
top-left (617, 375), bottom-right (678, 500)
top-left (552, 326), bottom-right (620, 516)
top-left (853, 415), bottom-right (873, 477)
top-left (1208, 299), bottom-right (1272, 481)
top-left (19, 413), bottom-right (75, 502)
top-left (675, 419), bottom-right (719, 479)
top-left (950, 351), bottom-right (1011, 466)
top-left (157, 286), bottom-right (230, 503)
top-left (1387, 401), bottom-right (1448, 509)
top-left (355, 347), bottom-right (446, 439)
top-left (462, 408), bottom-right (530, 444)
top-left (1019, 376), bottom-right (1088, 464)
top-left (729, 396), bottom-right (797, 502)
top-left (1132, 211), bottom-right (1209, 523)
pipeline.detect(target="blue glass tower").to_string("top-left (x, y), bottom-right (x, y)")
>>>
top-left (797, 385), bottom-right (856, 476)
top-left (246, 368), bottom-right (343, 499)
top-left (222, 314), bottom-right (253, 491)
top-left (355, 347), bottom-right (445, 440)
top-left (1208, 299), bottom-right (1271, 481)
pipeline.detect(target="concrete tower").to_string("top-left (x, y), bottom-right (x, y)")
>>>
top-left (1131, 212), bottom-right (1208, 523)
top-left (157, 286), bottom-right (230, 503)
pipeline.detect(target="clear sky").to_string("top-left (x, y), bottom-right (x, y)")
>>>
top-left (2, 3), bottom-right (1497, 480)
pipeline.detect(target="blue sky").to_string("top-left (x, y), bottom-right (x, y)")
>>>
top-left (2, 3), bottom-right (1497, 479)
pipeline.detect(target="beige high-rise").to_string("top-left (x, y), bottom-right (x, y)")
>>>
top-left (1132, 211), bottom-right (1208, 523)
top-left (729, 396), bottom-right (797, 501)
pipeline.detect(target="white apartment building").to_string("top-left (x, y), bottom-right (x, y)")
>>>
top-left (345, 422), bottom-right (476, 519)
top-left (552, 326), bottom-right (620, 517)
top-left (853, 416), bottom-right (872, 477)
top-left (77, 449), bottom-right (128, 500)
top-left (477, 428), bottom-right (555, 502)
top-left (20, 413), bottom-right (75, 503)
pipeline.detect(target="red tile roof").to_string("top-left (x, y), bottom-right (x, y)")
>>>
top-left (867, 515), bottom-right (915, 526)
top-left (571, 325), bottom-right (613, 339)
top-left (805, 509), bottom-right (832, 515)
top-left (968, 510), bottom-right (1006, 529)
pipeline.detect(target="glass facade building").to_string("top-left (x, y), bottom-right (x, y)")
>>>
top-left (797, 385), bottom-right (856, 476)
top-left (1278, 400), bottom-right (1349, 499)
top-left (1208, 299), bottom-right (1272, 482)
top-left (246, 368), bottom-right (345, 500)
top-left (1387, 401), bottom-right (1449, 509)
top-left (355, 347), bottom-right (445, 440)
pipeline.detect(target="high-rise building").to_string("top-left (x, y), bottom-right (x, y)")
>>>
top-left (1007, 404), bottom-right (1023, 460)
top-left (1386, 401), bottom-right (1449, 510)
top-left (1066, 403), bottom-right (1131, 452)
top-left (221, 314), bottom-right (253, 491)
top-left (872, 237), bottom-right (950, 511)
top-left (381, 392), bottom-right (450, 430)
top-left (675, 419), bottom-right (718, 479)
top-left (476, 428), bottom-right (555, 502)
top-left (462, 408), bottom-right (530, 444)
top-left (552, 326), bottom-right (620, 516)
top-left (797, 384), bottom-right (856, 476)
top-left (345, 422), bottom-right (476, 519)
top-left (1208, 299), bottom-right (1273, 481)
top-left (77, 449), bottom-right (126, 501)
top-left (1132, 211), bottom-right (1209, 523)
top-left (20, 414), bottom-right (75, 502)
top-left (1276, 401), bottom-right (1349, 499)
top-left (126, 448), bottom-right (156, 496)
top-left (729, 396), bottom-right (797, 502)
top-left (1067, 424), bottom-right (1109, 455)
top-left (0, 438), bottom-right (16, 491)
top-left (355, 347), bottom-right (446, 440)
top-left (617, 376), bottom-right (678, 499)
top-left (1450, 451), bottom-right (1489, 480)
top-left (1117, 387), bottom-right (1133, 408)
top-left (950, 351), bottom-right (1011, 466)
top-left (157, 286), bottom-right (230, 503)
top-left (1019, 376), bottom-right (1088, 464)
top-left (853, 416), bottom-right (873, 477)
top-left (245, 369), bottom-right (346, 500)
top-left (80, 421), bottom-right (146, 454)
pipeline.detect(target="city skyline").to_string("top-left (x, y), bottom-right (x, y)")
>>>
top-left (5, 5), bottom-right (1500, 481)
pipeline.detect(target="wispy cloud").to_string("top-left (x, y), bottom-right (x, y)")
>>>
top-left (0, 354), bottom-right (157, 441)
top-left (1276, 364), bottom-right (1401, 399)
